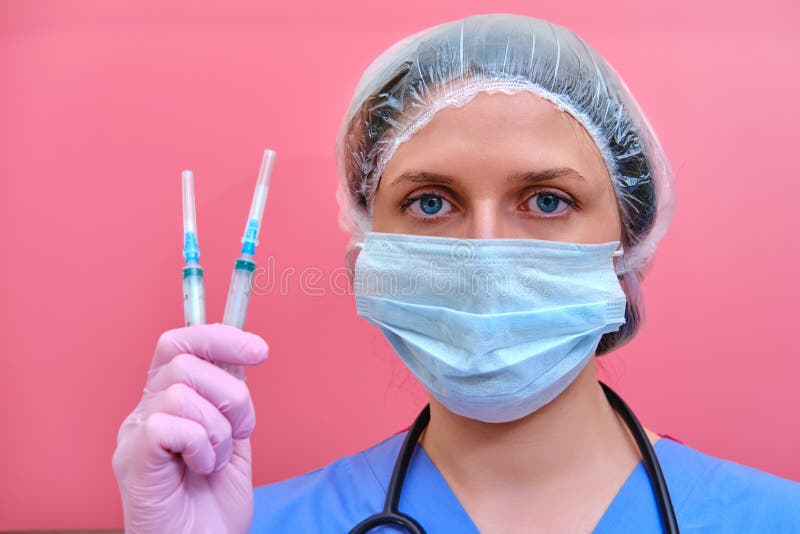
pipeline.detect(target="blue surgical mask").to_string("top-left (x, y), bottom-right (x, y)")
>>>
top-left (353, 231), bottom-right (627, 423)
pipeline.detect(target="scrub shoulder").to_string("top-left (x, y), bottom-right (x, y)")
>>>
top-left (654, 438), bottom-right (800, 531)
top-left (251, 432), bottom-right (406, 533)
top-left (250, 433), bottom-right (800, 533)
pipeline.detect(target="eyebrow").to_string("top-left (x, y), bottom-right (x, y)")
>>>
top-left (506, 167), bottom-right (587, 184)
top-left (391, 171), bottom-right (454, 186)
top-left (390, 167), bottom-right (586, 186)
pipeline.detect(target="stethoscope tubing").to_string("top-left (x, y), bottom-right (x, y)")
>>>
top-left (349, 406), bottom-right (431, 534)
top-left (350, 382), bottom-right (679, 533)
top-left (601, 382), bottom-right (679, 533)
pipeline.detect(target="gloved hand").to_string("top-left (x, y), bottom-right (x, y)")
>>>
top-left (112, 323), bottom-right (269, 534)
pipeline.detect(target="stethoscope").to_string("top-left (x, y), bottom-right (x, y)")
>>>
top-left (350, 382), bottom-right (679, 533)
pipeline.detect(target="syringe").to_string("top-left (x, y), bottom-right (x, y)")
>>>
top-left (219, 149), bottom-right (276, 379)
top-left (181, 170), bottom-right (206, 326)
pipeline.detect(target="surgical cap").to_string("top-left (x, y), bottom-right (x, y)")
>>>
top-left (335, 13), bottom-right (676, 352)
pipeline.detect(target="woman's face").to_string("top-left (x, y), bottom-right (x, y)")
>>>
top-left (372, 92), bottom-right (622, 244)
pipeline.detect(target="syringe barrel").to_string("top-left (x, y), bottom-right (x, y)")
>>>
top-left (223, 259), bottom-right (256, 328)
top-left (182, 266), bottom-right (206, 326)
top-left (220, 258), bottom-right (257, 380)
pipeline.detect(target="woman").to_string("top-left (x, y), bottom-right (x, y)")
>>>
top-left (112, 14), bottom-right (800, 533)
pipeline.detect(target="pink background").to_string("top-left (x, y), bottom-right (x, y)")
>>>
top-left (1, 0), bottom-right (798, 530)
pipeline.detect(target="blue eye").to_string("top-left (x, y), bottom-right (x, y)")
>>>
top-left (537, 194), bottom-right (560, 212)
top-left (527, 193), bottom-right (570, 215)
top-left (403, 193), bottom-right (453, 219)
top-left (419, 195), bottom-right (443, 214)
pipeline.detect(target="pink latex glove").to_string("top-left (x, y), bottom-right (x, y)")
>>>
top-left (112, 323), bottom-right (269, 533)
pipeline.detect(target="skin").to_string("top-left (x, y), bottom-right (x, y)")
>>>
top-left (371, 91), bottom-right (661, 533)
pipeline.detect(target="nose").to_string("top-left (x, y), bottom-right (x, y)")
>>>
top-left (463, 200), bottom-right (511, 239)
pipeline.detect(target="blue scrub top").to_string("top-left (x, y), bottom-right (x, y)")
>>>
top-left (251, 431), bottom-right (800, 532)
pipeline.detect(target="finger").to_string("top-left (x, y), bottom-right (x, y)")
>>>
top-left (149, 383), bottom-right (234, 472)
top-left (147, 353), bottom-right (256, 439)
top-left (141, 412), bottom-right (215, 476)
top-left (151, 323), bottom-right (269, 370)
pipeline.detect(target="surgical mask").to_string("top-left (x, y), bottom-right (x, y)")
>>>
top-left (353, 231), bottom-right (627, 423)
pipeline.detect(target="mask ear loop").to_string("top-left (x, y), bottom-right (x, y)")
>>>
top-left (612, 245), bottom-right (627, 276)
top-left (345, 241), bottom-right (366, 281)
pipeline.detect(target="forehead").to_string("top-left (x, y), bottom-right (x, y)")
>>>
top-left (382, 91), bottom-right (609, 183)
